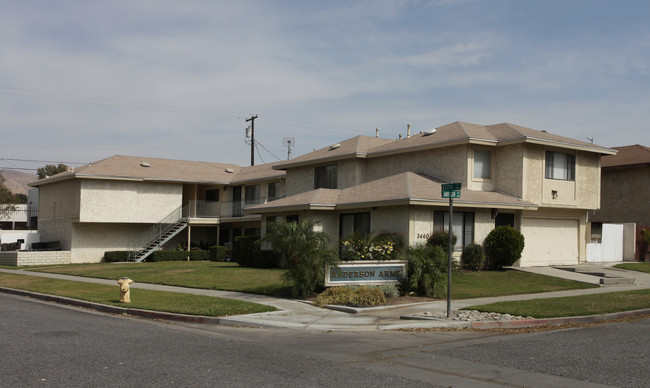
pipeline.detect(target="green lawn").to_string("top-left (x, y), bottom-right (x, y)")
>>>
top-left (30, 261), bottom-right (291, 296)
top-left (614, 262), bottom-right (650, 274)
top-left (450, 270), bottom-right (597, 299)
top-left (465, 289), bottom-right (650, 318)
top-left (0, 272), bottom-right (276, 317)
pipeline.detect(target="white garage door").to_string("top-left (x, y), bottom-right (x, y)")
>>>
top-left (520, 218), bottom-right (579, 267)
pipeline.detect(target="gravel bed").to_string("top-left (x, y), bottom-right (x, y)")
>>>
top-left (414, 309), bottom-right (534, 321)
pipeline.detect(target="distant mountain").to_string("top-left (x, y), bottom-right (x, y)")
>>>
top-left (0, 169), bottom-right (38, 195)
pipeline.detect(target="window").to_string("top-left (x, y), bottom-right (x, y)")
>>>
top-left (434, 211), bottom-right (474, 251)
top-left (268, 182), bottom-right (276, 201)
top-left (314, 164), bottom-right (338, 189)
top-left (339, 212), bottom-right (370, 239)
top-left (285, 214), bottom-right (299, 223)
top-left (244, 184), bottom-right (261, 204)
top-left (545, 151), bottom-right (575, 181)
top-left (473, 149), bottom-right (491, 179)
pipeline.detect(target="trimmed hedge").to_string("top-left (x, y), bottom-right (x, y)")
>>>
top-left (232, 236), bottom-right (260, 266)
top-left (461, 243), bottom-right (484, 271)
top-left (209, 246), bottom-right (228, 262)
top-left (104, 251), bottom-right (130, 263)
top-left (148, 250), bottom-right (210, 262)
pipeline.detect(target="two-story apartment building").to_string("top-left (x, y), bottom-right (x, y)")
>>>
top-left (30, 155), bottom-right (285, 263)
top-left (250, 122), bottom-right (615, 267)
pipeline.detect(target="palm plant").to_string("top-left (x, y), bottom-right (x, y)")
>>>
top-left (403, 243), bottom-right (454, 297)
top-left (263, 219), bottom-right (339, 298)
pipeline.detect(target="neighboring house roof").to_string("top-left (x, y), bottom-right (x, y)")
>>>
top-left (273, 121), bottom-right (616, 169)
top-left (29, 155), bottom-right (285, 187)
top-left (601, 144), bottom-right (650, 169)
top-left (248, 172), bottom-right (537, 213)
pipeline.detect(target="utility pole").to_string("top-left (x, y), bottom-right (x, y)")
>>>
top-left (246, 115), bottom-right (258, 166)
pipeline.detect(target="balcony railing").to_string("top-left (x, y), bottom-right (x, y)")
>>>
top-left (184, 197), bottom-right (282, 219)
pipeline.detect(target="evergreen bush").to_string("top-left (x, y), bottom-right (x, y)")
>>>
top-left (313, 286), bottom-right (386, 307)
top-left (232, 236), bottom-right (260, 266)
top-left (461, 243), bottom-right (484, 271)
top-left (427, 231), bottom-right (457, 253)
top-left (209, 246), bottom-right (228, 262)
top-left (484, 226), bottom-right (525, 269)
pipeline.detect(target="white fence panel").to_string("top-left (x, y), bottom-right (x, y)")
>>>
top-left (587, 223), bottom-right (624, 262)
top-left (587, 242), bottom-right (603, 262)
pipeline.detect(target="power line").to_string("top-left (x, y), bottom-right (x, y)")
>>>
top-left (0, 158), bottom-right (86, 165)
top-left (255, 141), bottom-right (282, 161)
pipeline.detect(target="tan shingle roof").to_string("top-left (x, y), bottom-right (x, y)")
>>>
top-left (30, 155), bottom-right (284, 187)
top-left (272, 135), bottom-right (394, 170)
top-left (249, 172), bottom-right (537, 213)
top-left (271, 121), bottom-right (615, 169)
top-left (601, 144), bottom-right (650, 168)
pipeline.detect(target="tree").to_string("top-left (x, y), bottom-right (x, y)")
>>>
top-left (37, 164), bottom-right (70, 179)
top-left (0, 174), bottom-right (19, 217)
top-left (263, 219), bottom-right (339, 298)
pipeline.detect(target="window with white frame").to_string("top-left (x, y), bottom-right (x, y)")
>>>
top-left (473, 149), bottom-right (491, 179)
top-left (545, 151), bottom-right (575, 181)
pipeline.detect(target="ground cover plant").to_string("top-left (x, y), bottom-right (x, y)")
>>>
top-left (613, 262), bottom-right (650, 274)
top-left (30, 261), bottom-right (290, 296)
top-left (0, 272), bottom-right (276, 317)
top-left (464, 289), bottom-right (650, 318)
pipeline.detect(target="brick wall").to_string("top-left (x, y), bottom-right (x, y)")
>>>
top-left (0, 251), bottom-right (71, 266)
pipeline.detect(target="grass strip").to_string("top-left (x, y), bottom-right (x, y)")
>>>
top-left (451, 270), bottom-right (597, 299)
top-left (0, 272), bottom-right (276, 317)
top-left (464, 289), bottom-right (650, 318)
top-left (614, 262), bottom-right (650, 274)
top-left (30, 261), bottom-right (291, 296)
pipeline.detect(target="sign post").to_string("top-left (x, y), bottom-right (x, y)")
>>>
top-left (441, 182), bottom-right (461, 318)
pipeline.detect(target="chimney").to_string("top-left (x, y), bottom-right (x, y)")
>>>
top-left (398, 134), bottom-right (403, 140)
top-left (376, 128), bottom-right (379, 138)
top-left (407, 123), bottom-right (411, 138)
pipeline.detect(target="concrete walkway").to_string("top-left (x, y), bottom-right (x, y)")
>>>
top-left (1, 262), bottom-right (649, 331)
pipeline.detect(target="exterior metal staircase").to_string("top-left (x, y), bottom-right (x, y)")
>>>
top-left (128, 205), bottom-right (188, 262)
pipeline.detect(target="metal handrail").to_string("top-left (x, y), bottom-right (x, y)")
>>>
top-left (127, 205), bottom-right (184, 261)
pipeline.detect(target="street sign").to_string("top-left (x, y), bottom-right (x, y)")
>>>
top-left (441, 183), bottom-right (461, 191)
top-left (442, 190), bottom-right (461, 198)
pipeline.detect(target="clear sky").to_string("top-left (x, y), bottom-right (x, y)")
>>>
top-left (1, 0), bottom-right (649, 171)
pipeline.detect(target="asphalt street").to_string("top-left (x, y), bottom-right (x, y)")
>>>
top-left (2, 293), bottom-right (647, 387)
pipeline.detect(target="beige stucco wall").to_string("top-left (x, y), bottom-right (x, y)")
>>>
top-left (493, 144), bottom-right (524, 198)
top-left (523, 145), bottom-right (600, 209)
top-left (37, 219), bottom-right (74, 250)
top-left (79, 180), bottom-right (182, 223)
top-left (473, 208), bottom-right (494, 245)
top-left (70, 222), bottom-right (151, 263)
top-left (592, 165), bottom-right (650, 226)
top-left (366, 145), bottom-right (469, 185)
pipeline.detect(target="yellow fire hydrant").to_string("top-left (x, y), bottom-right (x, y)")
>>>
top-left (117, 277), bottom-right (134, 303)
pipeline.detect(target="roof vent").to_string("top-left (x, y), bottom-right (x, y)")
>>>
top-left (225, 168), bottom-right (234, 173)
top-left (423, 128), bottom-right (437, 136)
top-left (140, 161), bottom-right (150, 167)
top-left (329, 143), bottom-right (341, 150)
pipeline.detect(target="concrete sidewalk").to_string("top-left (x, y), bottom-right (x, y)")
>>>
top-left (1, 263), bottom-right (649, 331)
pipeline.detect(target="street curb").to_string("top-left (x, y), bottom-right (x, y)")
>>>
top-left (0, 286), bottom-right (275, 329)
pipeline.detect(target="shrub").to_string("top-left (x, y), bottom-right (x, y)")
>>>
top-left (461, 243), bottom-right (484, 271)
top-left (148, 250), bottom-right (209, 262)
top-left (232, 236), bottom-right (260, 267)
top-left (313, 286), bottom-right (386, 307)
top-left (209, 246), bottom-right (227, 262)
top-left (252, 250), bottom-right (281, 268)
top-left (375, 283), bottom-right (400, 298)
top-left (402, 243), bottom-right (459, 297)
top-left (427, 231), bottom-right (457, 253)
top-left (104, 251), bottom-right (129, 262)
top-left (484, 226), bottom-right (525, 269)
top-left (263, 219), bottom-right (339, 298)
